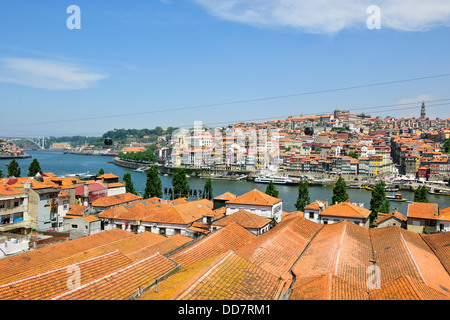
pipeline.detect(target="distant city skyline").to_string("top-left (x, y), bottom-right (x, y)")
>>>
top-left (0, 1), bottom-right (449, 137)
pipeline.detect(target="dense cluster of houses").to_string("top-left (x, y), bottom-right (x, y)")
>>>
top-left (164, 107), bottom-right (450, 180)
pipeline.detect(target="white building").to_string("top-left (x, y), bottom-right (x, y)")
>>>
top-left (225, 189), bottom-right (283, 223)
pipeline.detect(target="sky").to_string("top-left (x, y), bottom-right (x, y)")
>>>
top-left (0, 0), bottom-right (449, 137)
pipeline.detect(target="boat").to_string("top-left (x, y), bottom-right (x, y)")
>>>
top-left (386, 193), bottom-right (408, 202)
top-left (134, 167), bottom-right (146, 172)
top-left (254, 175), bottom-right (299, 186)
top-left (363, 185), bottom-right (373, 191)
top-left (385, 186), bottom-right (399, 192)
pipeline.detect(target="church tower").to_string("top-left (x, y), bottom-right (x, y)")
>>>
top-left (420, 101), bottom-right (426, 119)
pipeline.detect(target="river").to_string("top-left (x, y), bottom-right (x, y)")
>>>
top-left (1, 150), bottom-right (449, 215)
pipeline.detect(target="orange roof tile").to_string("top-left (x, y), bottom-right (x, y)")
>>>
top-left (226, 189), bottom-right (281, 206)
top-left (174, 251), bottom-right (285, 300)
top-left (320, 202), bottom-right (370, 219)
top-left (91, 192), bottom-right (142, 208)
top-left (407, 202), bottom-right (439, 220)
top-left (212, 209), bottom-right (271, 229)
top-left (171, 223), bottom-right (256, 267)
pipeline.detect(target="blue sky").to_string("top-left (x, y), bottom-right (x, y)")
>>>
top-left (0, 0), bottom-right (449, 137)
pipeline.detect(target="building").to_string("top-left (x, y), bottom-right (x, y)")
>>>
top-left (64, 215), bottom-right (101, 239)
top-left (210, 209), bottom-right (272, 235)
top-left (303, 200), bottom-right (328, 224)
top-left (225, 189), bottom-right (283, 223)
top-left (91, 192), bottom-right (142, 213)
top-left (406, 202), bottom-right (439, 233)
top-left (374, 210), bottom-right (407, 229)
top-left (0, 185), bottom-right (29, 233)
top-left (212, 191), bottom-right (237, 210)
top-left (319, 201), bottom-right (371, 227)
top-left (98, 198), bottom-right (213, 238)
top-left (437, 206), bottom-right (450, 232)
top-left (75, 182), bottom-right (108, 206)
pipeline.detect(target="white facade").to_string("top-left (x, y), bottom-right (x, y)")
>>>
top-left (226, 202), bottom-right (282, 223)
top-left (107, 186), bottom-right (126, 197)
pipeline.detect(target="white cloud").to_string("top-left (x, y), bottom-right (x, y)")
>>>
top-left (192, 0), bottom-right (450, 33)
top-left (0, 57), bottom-right (108, 90)
top-left (396, 94), bottom-right (435, 106)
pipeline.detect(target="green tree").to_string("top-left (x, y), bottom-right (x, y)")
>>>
top-left (414, 185), bottom-right (429, 203)
top-left (369, 182), bottom-right (391, 227)
top-left (144, 166), bottom-right (162, 199)
top-left (348, 151), bottom-right (358, 159)
top-left (203, 178), bottom-right (213, 200)
top-left (331, 176), bottom-right (349, 205)
top-left (442, 139), bottom-right (450, 154)
top-left (98, 168), bottom-right (105, 175)
top-left (7, 159), bottom-right (21, 177)
top-left (27, 158), bottom-right (42, 177)
top-left (123, 172), bottom-right (137, 195)
top-left (265, 180), bottom-right (279, 198)
top-left (172, 168), bottom-right (190, 199)
top-left (295, 181), bottom-right (310, 211)
top-left (0, 170), bottom-right (3, 178)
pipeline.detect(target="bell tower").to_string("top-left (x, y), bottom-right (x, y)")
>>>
top-left (420, 101), bottom-right (426, 119)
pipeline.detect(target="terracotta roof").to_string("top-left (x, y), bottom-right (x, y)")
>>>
top-left (79, 215), bottom-right (100, 222)
top-left (369, 275), bottom-right (450, 300)
top-left (0, 185), bottom-right (25, 197)
top-left (438, 206), bottom-right (450, 222)
top-left (213, 192), bottom-right (237, 201)
top-left (56, 253), bottom-right (178, 300)
top-left (376, 210), bottom-right (407, 224)
top-left (91, 192), bottom-right (142, 208)
top-left (97, 173), bottom-right (118, 179)
top-left (370, 226), bottom-right (450, 297)
top-left (292, 221), bottom-right (373, 292)
top-left (170, 223), bottom-right (256, 267)
top-left (421, 231), bottom-right (450, 277)
top-left (407, 202), bottom-right (439, 220)
top-left (174, 251), bottom-right (285, 300)
top-left (320, 202), bottom-right (370, 219)
top-left (305, 200), bottom-right (326, 211)
top-left (0, 229), bottom-right (135, 284)
top-left (237, 216), bottom-right (322, 282)
top-left (226, 189), bottom-right (281, 206)
top-left (211, 209), bottom-right (271, 230)
top-left (290, 273), bottom-right (369, 300)
top-left (67, 205), bottom-right (89, 216)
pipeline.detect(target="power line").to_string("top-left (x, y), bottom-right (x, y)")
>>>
top-left (1, 72), bottom-right (449, 129)
top-left (175, 100), bottom-right (450, 129)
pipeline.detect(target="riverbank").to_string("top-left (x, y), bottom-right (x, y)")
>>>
top-left (0, 153), bottom-right (31, 160)
top-left (4, 150), bottom-right (449, 214)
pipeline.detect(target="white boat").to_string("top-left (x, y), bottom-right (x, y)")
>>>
top-left (254, 175), bottom-right (298, 185)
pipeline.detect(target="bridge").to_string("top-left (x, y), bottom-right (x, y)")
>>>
top-left (0, 136), bottom-right (46, 149)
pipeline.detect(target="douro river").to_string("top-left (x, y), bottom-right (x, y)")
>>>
top-left (1, 150), bottom-right (449, 214)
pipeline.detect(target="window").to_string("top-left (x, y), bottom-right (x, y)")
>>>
top-left (71, 224), bottom-right (78, 228)
top-left (309, 212), bottom-right (314, 219)
top-left (323, 219), bottom-right (328, 224)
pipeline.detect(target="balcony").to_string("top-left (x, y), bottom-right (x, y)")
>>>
top-left (0, 204), bottom-right (27, 216)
